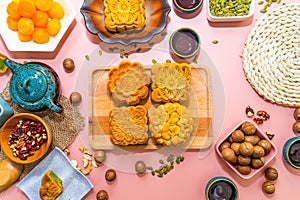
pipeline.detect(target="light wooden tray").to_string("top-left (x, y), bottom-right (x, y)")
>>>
top-left (88, 64), bottom-right (212, 150)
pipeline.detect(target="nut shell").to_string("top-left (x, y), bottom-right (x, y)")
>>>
top-left (221, 148), bottom-right (237, 164)
top-left (63, 58), bottom-right (75, 72)
top-left (252, 145), bottom-right (265, 158)
top-left (219, 141), bottom-right (231, 151)
top-left (244, 135), bottom-right (260, 145)
top-left (265, 167), bottom-right (278, 181)
top-left (97, 190), bottom-right (109, 200)
top-left (262, 181), bottom-right (275, 194)
top-left (105, 169), bottom-right (117, 182)
top-left (251, 157), bottom-right (265, 169)
top-left (293, 121), bottom-right (300, 134)
top-left (69, 92), bottom-right (82, 106)
top-left (94, 150), bottom-right (106, 163)
top-left (258, 139), bottom-right (271, 155)
top-left (241, 121), bottom-right (256, 135)
top-left (237, 155), bottom-right (251, 166)
top-left (231, 143), bottom-right (240, 155)
top-left (135, 160), bottom-right (146, 174)
top-left (237, 165), bottom-right (251, 175)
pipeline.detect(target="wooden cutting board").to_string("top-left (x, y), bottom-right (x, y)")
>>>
top-left (88, 64), bottom-right (212, 150)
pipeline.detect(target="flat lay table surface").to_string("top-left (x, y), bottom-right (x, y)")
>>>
top-left (0, 0), bottom-right (299, 199)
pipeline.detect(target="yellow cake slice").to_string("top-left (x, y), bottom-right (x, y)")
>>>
top-left (109, 105), bottom-right (148, 146)
top-left (151, 62), bottom-right (192, 103)
top-left (103, 0), bottom-right (146, 32)
top-left (149, 102), bottom-right (193, 146)
top-left (39, 170), bottom-right (63, 200)
top-left (107, 60), bottom-right (150, 105)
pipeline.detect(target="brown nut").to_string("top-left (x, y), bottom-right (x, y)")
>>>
top-left (239, 142), bottom-right (254, 156)
top-left (94, 150), bottom-right (106, 164)
top-left (237, 165), bottom-right (251, 175)
top-left (105, 169), bottom-right (117, 182)
top-left (97, 190), bottom-right (109, 200)
top-left (252, 145), bottom-right (265, 158)
top-left (244, 135), bottom-right (260, 145)
top-left (237, 155), bottom-right (251, 166)
top-left (262, 181), bottom-right (275, 194)
top-left (294, 108), bottom-right (300, 121)
top-left (221, 148), bottom-right (237, 164)
top-left (241, 121), bottom-right (256, 135)
top-left (231, 143), bottom-right (241, 155)
top-left (63, 58), bottom-right (75, 72)
top-left (135, 160), bottom-right (147, 174)
top-left (258, 139), bottom-right (272, 155)
top-left (231, 130), bottom-right (244, 142)
top-left (219, 141), bottom-right (231, 152)
top-left (251, 157), bottom-right (265, 169)
top-left (293, 121), bottom-right (300, 134)
top-left (70, 92), bottom-right (82, 106)
top-left (265, 167), bottom-right (278, 181)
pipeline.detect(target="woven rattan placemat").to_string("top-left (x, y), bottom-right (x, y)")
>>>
top-left (0, 84), bottom-right (84, 180)
top-left (243, 3), bottom-right (300, 107)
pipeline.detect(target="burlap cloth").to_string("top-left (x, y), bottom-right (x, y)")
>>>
top-left (0, 84), bottom-right (84, 180)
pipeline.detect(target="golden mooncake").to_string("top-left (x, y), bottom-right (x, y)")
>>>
top-left (39, 170), bottom-right (63, 200)
top-left (109, 105), bottom-right (149, 146)
top-left (151, 62), bottom-right (192, 103)
top-left (103, 0), bottom-right (146, 32)
top-left (107, 60), bottom-right (150, 105)
top-left (149, 102), bottom-right (193, 146)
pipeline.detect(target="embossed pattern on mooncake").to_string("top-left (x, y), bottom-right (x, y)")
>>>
top-left (109, 105), bottom-right (148, 146)
top-left (103, 0), bottom-right (146, 32)
top-left (107, 60), bottom-right (150, 105)
top-left (151, 62), bottom-right (192, 103)
top-left (149, 102), bottom-right (193, 146)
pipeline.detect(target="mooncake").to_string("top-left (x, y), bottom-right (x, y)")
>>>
top-left (103, 0), bottom-right (146, 32)
top-left (149, 102), bottom-right (193, 146)
top-left (107, 60), bottom-right (150, 105)
top-left (151, 62), bottom-right (192, 103)
top-left (39, 170), bottom-right (63, 200)
top-left (109, 105), bottom-right (149, 146)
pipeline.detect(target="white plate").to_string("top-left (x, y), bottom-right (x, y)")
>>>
top-left (0, 0), bottom-right (76, 52)
top-left (207, 0), bottom-right (255, 22)
top-left (16, 147), bottom-right (93, 200)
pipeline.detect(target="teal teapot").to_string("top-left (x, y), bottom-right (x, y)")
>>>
top-left (4, 59), bottom-right (63, 113)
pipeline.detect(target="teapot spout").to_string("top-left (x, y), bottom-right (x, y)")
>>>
top-left (4, 59), bottom-right (21, 73)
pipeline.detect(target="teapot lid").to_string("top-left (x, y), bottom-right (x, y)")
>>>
top-left (8, 62), bottom-right (58, 111)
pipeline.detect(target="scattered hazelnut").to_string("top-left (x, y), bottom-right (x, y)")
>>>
top-left (63, 58), bottom-right (75, 72)
top-left (241, 122), bottom-right (256, 135)
top-left (262, 181), bottom-right (275, 194)
top-left (94, 150), bottom-right (106, 164)
top-left (135, 160), bottom-right (147, 174)
top-left (265, 167), bottom-right (278, 181)
top-left (105, 169), bottom-right (117, 182)
top-left (69, 92), bottom-right (82, 106)
top-left (97, 190), bottom-right (109, 200)
top-left (294, 108), bottom-right (300, 121)
top-left (293, 121), bottom-right (300, 134)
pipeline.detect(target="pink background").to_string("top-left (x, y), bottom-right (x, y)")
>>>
top-left (0, 0), bottom-right (299, 199)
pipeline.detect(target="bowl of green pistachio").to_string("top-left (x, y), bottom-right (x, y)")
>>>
top-left (207, 0), bottom-right (255, 22)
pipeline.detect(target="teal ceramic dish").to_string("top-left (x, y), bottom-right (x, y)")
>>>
top-left (283, 136), bottom-right (300, 169)
top-left (173, 0), bottom-right (203, 18)
top-left (169, 28), bottom-right (200, 60)
top-left (205, 176), bottom-right (238, 200)
top-left (0, 96), bottom-right (13, 128)
top-left (5, 59), bottom-right (63, 113)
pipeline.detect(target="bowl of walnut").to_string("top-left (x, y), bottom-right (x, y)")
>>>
top-left (0, 113), bottom-right (52, 164)
top-left (216, 120), bottom-right (277, 179)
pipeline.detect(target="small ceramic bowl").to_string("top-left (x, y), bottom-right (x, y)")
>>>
top-left (0, 113), bottom-right (52, 164)
top-left (216, 120), bottom-right (277, 179)
top-left (283, 136), bottom-right (300, 169)
top-left (173, 0), bottom-right (203, 18)
top-left (207, 0), bottom-right (255, 22)
top-left (205, 176), bottom-right (238, 200)
top-left (169, 28), bottom-right (200, 61)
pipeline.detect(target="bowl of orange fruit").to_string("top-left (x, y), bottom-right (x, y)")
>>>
top-left (0, 0), bottom-right (76, 52)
